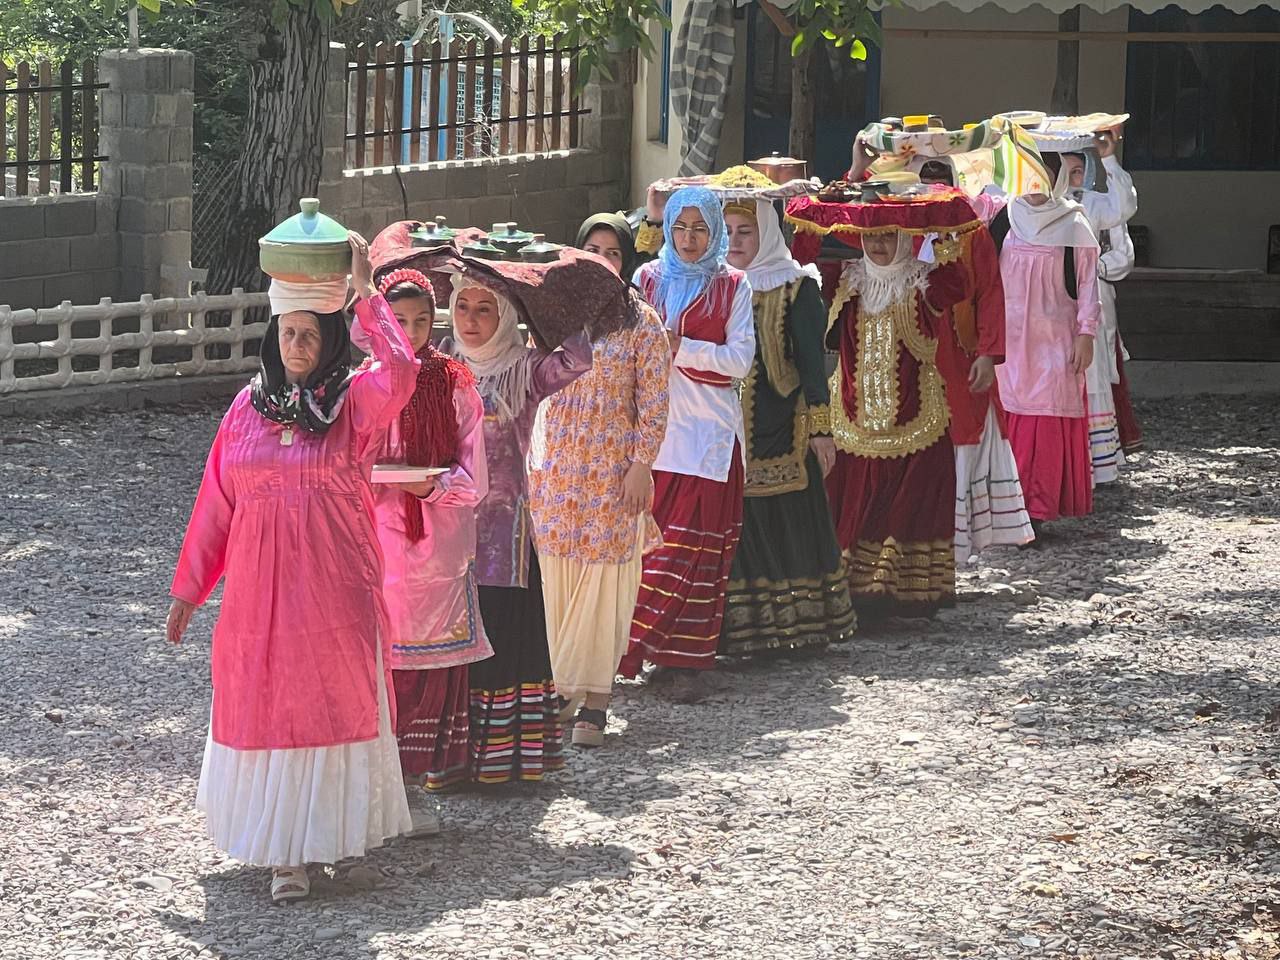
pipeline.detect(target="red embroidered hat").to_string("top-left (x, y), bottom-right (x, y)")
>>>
top-left (785, 187), bottom-right (981, 240)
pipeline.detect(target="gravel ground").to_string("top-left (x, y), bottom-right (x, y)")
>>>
top-left (1, 393), bottom-right (1279, 960)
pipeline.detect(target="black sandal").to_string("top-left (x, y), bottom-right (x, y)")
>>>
top-left (571, 707), bottom-right (607, 748)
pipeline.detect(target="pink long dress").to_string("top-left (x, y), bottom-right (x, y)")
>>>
top-left (995, 233), bottom-right (1101, 522)
top-left (372, 380), bottom-right (491, 787)
top-left (172, 293), bottom-right (417, 867)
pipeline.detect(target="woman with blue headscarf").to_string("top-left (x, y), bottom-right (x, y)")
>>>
top-left (621, 186), bottom-right (756, 703)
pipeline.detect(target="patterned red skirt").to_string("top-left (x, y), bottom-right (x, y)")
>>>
top-left (621, 453), bottom-right (745, 676)
top-left (393, 665), bottom-right (471, 790)
top-left (825, 437), bottom-right (956, 613)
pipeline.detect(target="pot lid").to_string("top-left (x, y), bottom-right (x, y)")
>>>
top-left (518, 234), bottom-right (563, 263)
top-left (261, 198), bottom-right (349, 246)
top-left (410, 215), bottom-right (457, 244)
top-left (486, 221), bottom-right (536, 249)
top-left (461, 237), bottom-right (505, 260)
top-left (749, 151), bottom-right (805, 166)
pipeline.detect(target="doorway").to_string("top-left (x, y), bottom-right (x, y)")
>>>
top-left (743, 6), bottom-right (881, 181)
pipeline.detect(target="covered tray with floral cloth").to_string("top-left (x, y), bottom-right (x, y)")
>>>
top-left (368, 220), bottom-right (638, 351)
top-left (859, 118), bottom-right (1006, 161)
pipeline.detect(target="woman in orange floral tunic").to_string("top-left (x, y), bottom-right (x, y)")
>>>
top-left (527, 214), bottom-right (671, 747)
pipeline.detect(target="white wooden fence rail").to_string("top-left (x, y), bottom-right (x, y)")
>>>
top-left (0, 289), bottom-right (270, 395)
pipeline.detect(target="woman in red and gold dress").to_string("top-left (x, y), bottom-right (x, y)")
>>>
top-left (820, 198), bottom-right (968, 618)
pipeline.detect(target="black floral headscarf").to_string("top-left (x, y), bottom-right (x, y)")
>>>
top-left (249, 310), bottom-right (353, 434)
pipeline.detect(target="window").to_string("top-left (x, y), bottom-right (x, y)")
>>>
top-left (1125, 7), bottom-right (1280, 171)
top-left (651, 0), bottom-right (673, 144)
top-left (743, 5), bottom-right (872, 180)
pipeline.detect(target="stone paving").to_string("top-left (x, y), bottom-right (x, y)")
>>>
top-left (1, 394), bottom-right (1278, 960)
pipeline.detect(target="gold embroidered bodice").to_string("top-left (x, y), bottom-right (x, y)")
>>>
top-left (826, 285), bottom-right (949, 459)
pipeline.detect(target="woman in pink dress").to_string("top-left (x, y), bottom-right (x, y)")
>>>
top-left (166, 234), bottom-right (415, 903)
top-left (360, 268), bottom-right (491, 801)
top-left (995, 153), bottom-right (1102, 532)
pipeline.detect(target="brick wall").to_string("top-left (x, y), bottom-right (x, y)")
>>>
top-left (0, 195), bottom-right (120, 309)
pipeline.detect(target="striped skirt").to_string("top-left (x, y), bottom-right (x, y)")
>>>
top-left (826, 435), bottom-right (956, 614)
top-left (1087, 389), bottom-right (1125, 485)
top-left (954, 405), bottom-right (1036, 564)
top-left (393, 665), bottom-right (471, 790)
top-left (469, 556), bottom-right (565, 785)
top-left (621, 455), bottom-right (745, 676)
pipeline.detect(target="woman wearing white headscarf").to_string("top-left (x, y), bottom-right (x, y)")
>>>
top-left (1077, 142), bottom-right (1142, 464)
top-left (995, 153), bottom-right (1102, 530)
top-left (622, 186), bottom-right (755, 702)
top-left (443, 280), bottom-right (592, 784)
top-left (718, 198), bottom-right (855, 656)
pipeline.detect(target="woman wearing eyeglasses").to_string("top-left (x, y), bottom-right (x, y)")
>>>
top-left (622, 186), bottom-right (756, 703)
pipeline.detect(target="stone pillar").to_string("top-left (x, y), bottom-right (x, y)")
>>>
top-left (97, 48), bottom-right (195, 302)
top-left (318, 43), bottom-right (358, 223)
top-left (579, 54), bottom-right (634, 213)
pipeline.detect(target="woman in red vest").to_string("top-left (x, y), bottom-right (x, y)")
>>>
top-left (622, 186), bottom-right (756, 702)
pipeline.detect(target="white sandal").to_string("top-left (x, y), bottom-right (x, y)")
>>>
top-left (271, 866), bottom-right (310, 903)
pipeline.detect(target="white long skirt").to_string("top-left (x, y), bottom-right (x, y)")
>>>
top-left (954, 406), bottom-right (1036, 565)
top-left (196, 645), bottom-right (411, 867)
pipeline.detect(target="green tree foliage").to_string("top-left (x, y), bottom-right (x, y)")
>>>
top-left (514, 0), bottom-right (671, 88)
top-left (786, 0), bottom-right (882, 61)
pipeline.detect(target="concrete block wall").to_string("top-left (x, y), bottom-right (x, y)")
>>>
top-left (98, 48), bottom-right (195, 301)
top-left (0, 195), bottom-right (120, 309)
top-left (319, 45), bottom-right (634, 246)
top-left (0, 48), bottom-right (194, 311)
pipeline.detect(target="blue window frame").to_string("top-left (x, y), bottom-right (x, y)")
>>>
top-left (658, 0), bottom-right (672, 144)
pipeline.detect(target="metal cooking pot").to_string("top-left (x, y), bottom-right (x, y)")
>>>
top-left (747, 152), bottom-right (808, 185)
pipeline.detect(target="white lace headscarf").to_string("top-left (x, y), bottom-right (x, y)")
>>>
top-left (857, 231), bottom-right (921, 313)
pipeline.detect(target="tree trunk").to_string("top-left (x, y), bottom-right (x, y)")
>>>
top-left (789, 44), bottom-right (815, 161)
top-left (207, 6), bottom-right (332, 295)
top-left (1050, 6), bottom-right (1081, 116)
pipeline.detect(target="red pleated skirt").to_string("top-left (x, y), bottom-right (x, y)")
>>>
top-left (1112, 340), bottom-right (1143, 454)
top-left (621, 452), bottom-right (745, 676)
top-left (1005, 412), bottom-right (1094, 522)
top-left (825, 437), bottom-right (956, 611)
top-left (393, 665), bottom-right (471, 789)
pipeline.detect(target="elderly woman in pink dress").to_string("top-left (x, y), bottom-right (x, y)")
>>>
top-left (165, 233), bottom-right (416, 903)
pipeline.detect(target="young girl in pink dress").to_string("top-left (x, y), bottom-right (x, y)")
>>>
top-left (995, 153), bottom-right (1102, 531)
top-left (360, 268), bottom-right (491, 800)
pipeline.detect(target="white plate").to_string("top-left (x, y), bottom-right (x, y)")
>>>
top-left (371, 464), bottom-right (449, 484)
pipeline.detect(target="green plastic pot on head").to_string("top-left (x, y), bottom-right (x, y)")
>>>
top-left (259, 198), bottom-right (353, 283)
